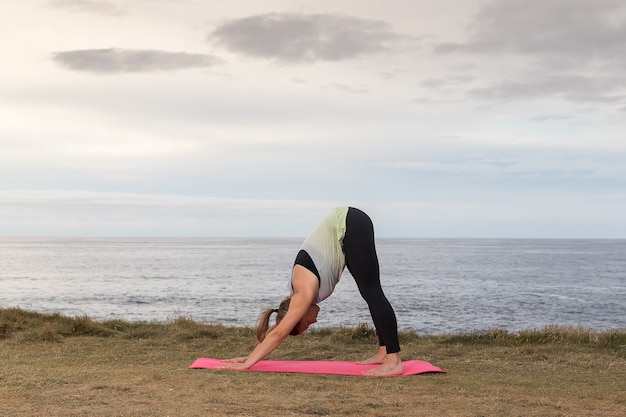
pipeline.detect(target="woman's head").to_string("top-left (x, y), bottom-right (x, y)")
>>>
top-left (256, 296), bottom-right (320, 342)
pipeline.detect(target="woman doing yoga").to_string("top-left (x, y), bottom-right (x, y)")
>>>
top-left (220, 207), bottom-right (402, 376)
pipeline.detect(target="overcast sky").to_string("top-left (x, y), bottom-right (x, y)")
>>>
top-left (2, 0), bottom-right (626, 238)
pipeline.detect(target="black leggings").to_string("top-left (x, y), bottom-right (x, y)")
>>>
top-left (344, 207), bottom-right (400, 354)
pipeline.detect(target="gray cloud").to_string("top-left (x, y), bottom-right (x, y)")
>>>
top-left (430, 0), bottom-right (626, 104)
top-left (529, 114), bottom-right (574, 122)
top-left (48, 0), bottom-right (124, 16)
top-left (435, 0), bottom-right (626, 66)
top-left (420, 76), bottom-right (474, 89)
top-left (52, 48), bottom-right (222, 74)
top-left (470, 75), bottom-right (626, 103)
top-left (323, 83), bottom-right (370, 94)
top-left (209, 13), bottom-right (401, 63)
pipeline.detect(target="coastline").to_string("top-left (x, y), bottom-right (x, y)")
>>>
top-left (2, 308), bottom-right (625, 416)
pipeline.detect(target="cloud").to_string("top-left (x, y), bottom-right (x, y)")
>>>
top-left (529, 114), bottom-right (574, 122)
top-left (469, 74), bottom-right (626, 103)
top-left (419, 76), bottom-right (474, 89)
top-left (434, 0), bottom-right (626, 67)
top-left (209, 13), bottom-right (401, 63)
top-left (322, 83), bottom-right (369, 94)
top-left (429, 0), bottom-right (626, 104)
top-left (0, 190), bottom-right (340, 236)
top-left (3, 188), bottom-right (625, 238)
top-left (48, 0), bottom-right (124, 16)
top-left (371, 141), bottom-right (626, 182)
top-left (51, 48), bottom-right (222, 74)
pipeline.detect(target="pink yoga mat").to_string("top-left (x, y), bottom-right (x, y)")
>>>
top-left (189, 358), bottom-right (446, 376)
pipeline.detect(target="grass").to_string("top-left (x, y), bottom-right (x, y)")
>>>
top-left (1, 307), bottom-right (625, 417)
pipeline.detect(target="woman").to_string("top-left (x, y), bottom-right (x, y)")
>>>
top-left (220, 207), bottom-right (402, 376)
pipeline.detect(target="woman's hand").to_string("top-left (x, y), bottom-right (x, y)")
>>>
top-left (217, 361), bottom-right (251, 372)
top-left (222, 356), bottom-right (248, 363)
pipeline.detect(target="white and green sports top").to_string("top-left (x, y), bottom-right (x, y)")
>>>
top-left (289, 206), bottom-right (349, 303)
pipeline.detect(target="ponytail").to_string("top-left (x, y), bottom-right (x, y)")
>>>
top-left (256, 296), bottom-right (292, 342)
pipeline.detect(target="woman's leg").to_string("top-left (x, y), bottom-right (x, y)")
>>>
top-left (343, 207), bottom-right (400, 354)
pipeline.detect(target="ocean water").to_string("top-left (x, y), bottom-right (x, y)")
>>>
top-left (1, 237), bottom-right (625, 335)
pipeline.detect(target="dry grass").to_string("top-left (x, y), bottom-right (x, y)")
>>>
top-left (1, 308), bottom-right (625, 417)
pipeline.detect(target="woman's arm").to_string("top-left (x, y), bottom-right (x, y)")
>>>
top-left (219, 267), bottom-right (318, 371)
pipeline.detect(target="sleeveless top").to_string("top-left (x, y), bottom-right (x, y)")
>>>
top-left (288, 206), bottom-right (349, 303)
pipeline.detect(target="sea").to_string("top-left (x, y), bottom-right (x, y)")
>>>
top-left (1, 237), bottom-right (625, 335)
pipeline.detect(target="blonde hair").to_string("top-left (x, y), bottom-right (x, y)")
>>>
top-left (256, 296), bottom-right (295, 342)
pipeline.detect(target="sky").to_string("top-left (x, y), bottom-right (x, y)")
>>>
top-left (1, 0), bottom-right (626, 238)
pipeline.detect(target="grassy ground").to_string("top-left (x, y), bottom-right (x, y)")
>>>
top-left (1, 308), bottom-right (625, 417)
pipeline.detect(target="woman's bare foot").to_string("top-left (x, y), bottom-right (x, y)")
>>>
top-left (362, 352), bottom-right (403, 377)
